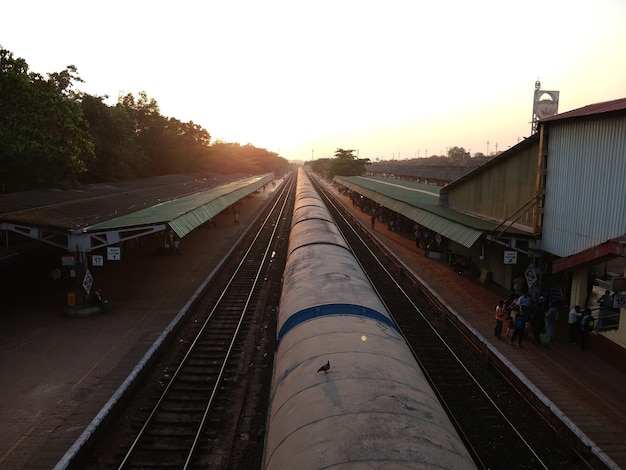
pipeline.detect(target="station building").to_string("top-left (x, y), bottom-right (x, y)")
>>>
top-left (334, 97), bottom-right (626, 356)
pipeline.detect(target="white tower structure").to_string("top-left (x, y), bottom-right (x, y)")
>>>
top-left (531, 80), bottom-right (559, 134)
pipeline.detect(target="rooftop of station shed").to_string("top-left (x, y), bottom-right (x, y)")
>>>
top-left (0, 173), bottom-right (272, 231)
top-left (334, 174), bottom-right (530, 249)
top-left (0, 172), bottom-right (275, 255)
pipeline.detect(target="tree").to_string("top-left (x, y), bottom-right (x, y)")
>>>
top-left (46, 64), bottom-right (83, 98)
top-left (208, 142), bottom-right (290, 175)
top-left (326, 148), bottom-right (371, 180)
top-left (0, 47), bottom-right (94, 191)
top-left (164, 118), bottom-right (212, 173)
top-left (80, 94), bottom-right (140, 182)
top-left (309, 158), bottom-right (331, 176)
top-left (0, 47), bottom-right (290, 191)
top-left (117, 92), bottom-right (168, 174)
top-left (115, 92), bottom-right (216, 176)
top-left (447, 146), bottom-right (467, 159)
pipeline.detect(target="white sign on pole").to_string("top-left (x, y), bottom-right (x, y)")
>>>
top-left (92, 255), bottom-right (104, 267)
top-left (83, 269), bottom-right (93, 294)
top-left (503, 251), bottom-right (518, 265)
top-left (107, 247), bottom-right (121, 261)
top-left (525, 265), bottom-right (537, 288)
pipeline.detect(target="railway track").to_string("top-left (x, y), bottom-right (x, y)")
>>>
top-left (313, 177), bottom-right (581, 470)
top-left (82, 171), bottom-right (588, 469)
top-left (83, 175), bottom-right (294, 469)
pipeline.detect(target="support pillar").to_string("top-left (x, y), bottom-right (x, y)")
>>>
top-left (569, 267), bottom-right (587, 309)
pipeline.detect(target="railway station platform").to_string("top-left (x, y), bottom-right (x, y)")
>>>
top-left (0, 183), bottom-right (280, 470)
top-left (326, 180), bottom-right (626, 469)
top-left (1, 173), bottom-right (625, 469)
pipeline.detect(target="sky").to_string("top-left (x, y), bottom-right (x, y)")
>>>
top-left (3, 0), bottom-right (625, 162)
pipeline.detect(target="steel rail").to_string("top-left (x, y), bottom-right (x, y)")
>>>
top-left (117, 179), bottom-right (292, 469)
top-left (314, 177), bottom-right (550, 470)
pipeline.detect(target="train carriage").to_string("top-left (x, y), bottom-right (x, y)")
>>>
top-left (263, 168), bottom-right (477, 469)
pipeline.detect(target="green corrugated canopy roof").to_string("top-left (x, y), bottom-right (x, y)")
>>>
top-left (86, 173), bottom-right (274, 238)
top-left (334, 175), bottom-right (526, 248)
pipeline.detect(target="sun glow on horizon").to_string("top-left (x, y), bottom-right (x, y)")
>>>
top-left (3, 0), bottom-right (625, 161)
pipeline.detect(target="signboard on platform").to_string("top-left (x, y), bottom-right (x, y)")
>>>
top-left (92, 255), bottom-right (104, 267)
top-left (613, 294), bottom-right (626, 309)
top-left (83, 269), bottom-right (93, 294)
top-left (525, 265), bottom-right (537, 288)
top-left (107, 247), bottom-right (121, 261)
top-left (61, 255), bottom-right (75, 267)
top-left (503, 251), bottom-right (517, 265)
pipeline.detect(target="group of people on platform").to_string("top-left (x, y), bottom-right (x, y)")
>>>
top-left (494, 291), bottom-right (596, 351)
top-left (566, 305), bottom-right (596, 351)
top-left (349, 193), bottom-right (413, 234)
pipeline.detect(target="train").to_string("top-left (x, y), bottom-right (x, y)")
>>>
top-left (263, 168), bottom-right (477, 469)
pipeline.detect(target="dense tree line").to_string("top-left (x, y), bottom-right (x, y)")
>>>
top-left (0, 47), bottom-right (290, 193)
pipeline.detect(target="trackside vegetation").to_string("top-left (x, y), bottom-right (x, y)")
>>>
top-left (0, 47), bottom-right (291, 193)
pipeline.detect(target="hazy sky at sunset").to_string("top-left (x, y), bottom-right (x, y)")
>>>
top-left (3, 0), bottom-right (625, 161)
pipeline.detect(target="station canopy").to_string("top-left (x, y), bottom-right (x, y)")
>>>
top-left (87, 173), bottom-right (274, 237)
top-left (334, 175), bottom-right (526, 248)
top-left (0, 173), bottom-right (275, 254)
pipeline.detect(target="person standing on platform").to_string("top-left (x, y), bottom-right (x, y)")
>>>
top-left (545, 302), bottom-right (559, 341)
top-left (599, 290), bottom-right (613, 329)
top-left (579, 309), bottom-right (595, 351)
top-left (510, 308), bottom-right (526, 347)
top-left (530, 299), bottom-right (546, 344)
top-left (504, 291), bottom-right (518, 311)
top-left (494, 300), bottom-right (506, 339)
top-left (515, 290), bottom-right (531, 332)
top-left (371, 214), bottom-right (375, 229)
top-left (234, 210), bottom-right (240, 226)
top-left (92, 288), bottom-right (108, 314)
top-left (568, 305), bottom-right (583, 343)
top-left (172, 237), bottom-right (182, 255)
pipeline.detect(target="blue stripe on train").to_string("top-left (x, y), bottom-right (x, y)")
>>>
top-left (277, 303), bottom-right (398, 343)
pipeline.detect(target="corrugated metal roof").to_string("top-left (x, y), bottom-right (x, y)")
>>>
top-left (334, 175), bottom-right (516, 248)
top-left (442, 133), bottom-right (539, 193)
top-left (0, 174), bottom-right (251, 230)
top-left (86, 173), bottom-right (274, 238)
top-left (540, 97), bottom-right (626, 123)
top-left (366, 163), bottom-right (474, 182)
